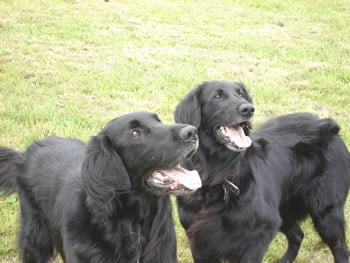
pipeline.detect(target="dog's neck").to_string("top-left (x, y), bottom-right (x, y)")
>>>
top-left (85, 192), bottom-right (171, 262)
top-left (192, 128), bottom-right (241, 184)
top-left (191, 128), bottom-right (256, 203)
top-left (86, 190), bottom-right (161, 218)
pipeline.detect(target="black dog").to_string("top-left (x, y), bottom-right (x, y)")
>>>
top-left (175, 81), bottom-right (350, 263)
top-left (0, 111), bottom-right (202, 263)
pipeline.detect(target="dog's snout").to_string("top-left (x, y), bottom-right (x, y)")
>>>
top-left (179, 126), bottom-right (197, 141)
top-left (239, 103), bottom-right (255, 116)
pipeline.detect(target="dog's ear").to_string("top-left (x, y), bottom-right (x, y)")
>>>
top-left (81, 135), bottom-right (131, 214)
top-left (175, 86), bottom-right (202, 128)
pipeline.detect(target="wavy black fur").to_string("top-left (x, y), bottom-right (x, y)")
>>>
top-left (175, 81), bottom-right (350, 263)
top-left (0, 111), bottom-right (199, 263)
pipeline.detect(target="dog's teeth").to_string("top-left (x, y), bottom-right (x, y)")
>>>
top-left (177, 166), bottom-right (186, 172)
top-left (152, 172), bottom-right (165, 181)
top-left (220, 126), bottom-right (225, 131)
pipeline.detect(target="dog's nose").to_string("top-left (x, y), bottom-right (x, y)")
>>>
top-left (179, 126), bottom-right (197, 141)
top-left (239, 103), bottom-right (255, 116)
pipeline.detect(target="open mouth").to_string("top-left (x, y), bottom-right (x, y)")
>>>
top-left (215, 122), bottom-right (252, 152)
top-left (147, 164), bottom-right (202, 195)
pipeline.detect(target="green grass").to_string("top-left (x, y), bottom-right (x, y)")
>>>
top-left (0, 0), bottom-right (349, 262)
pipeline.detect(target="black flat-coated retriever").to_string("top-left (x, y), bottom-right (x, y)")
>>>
top-left (175, 81), bottom-right (350, 263)
top-left (0, 111), bottom-right (202, 263)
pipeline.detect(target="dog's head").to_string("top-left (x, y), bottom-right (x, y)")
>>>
top-left (175, 81), bottom-right (254, 152)
top-left (82, 111), bottom-right (201, 213)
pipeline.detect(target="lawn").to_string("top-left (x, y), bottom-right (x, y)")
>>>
top-left (0, 0), bottom-right (349, 262)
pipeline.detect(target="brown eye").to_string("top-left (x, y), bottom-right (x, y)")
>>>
top-left (131, 130), bottom-right (141, 138)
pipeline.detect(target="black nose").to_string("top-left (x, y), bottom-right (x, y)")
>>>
top-left (179, 126), bottom-right (197, 141)
top-left (239, 103), bottom-right (255, 116)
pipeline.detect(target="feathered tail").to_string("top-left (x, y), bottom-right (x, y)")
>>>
top-left (0, 146), bottom-right (23, 196)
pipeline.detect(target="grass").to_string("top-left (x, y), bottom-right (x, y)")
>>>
top-left (0, 0), bottom-right (349, 262)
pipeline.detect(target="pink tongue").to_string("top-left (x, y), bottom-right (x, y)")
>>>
top-left (161, 168), bottom-right (202, 190)
top-left (224, 126), bottom-right (252, 148)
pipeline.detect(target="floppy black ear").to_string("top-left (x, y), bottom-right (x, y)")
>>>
top-left (174, 85), bottom-right (202, 128)
top-left (81, 135), bottom-right (131, 214)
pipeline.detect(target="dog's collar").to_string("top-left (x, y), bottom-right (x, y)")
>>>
top-left (223, 178), bottom-right (240, 204)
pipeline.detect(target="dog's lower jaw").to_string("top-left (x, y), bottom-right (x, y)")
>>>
top-left (224, 143), bottom-right (247, 152)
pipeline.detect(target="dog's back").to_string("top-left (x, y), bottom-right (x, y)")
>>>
top-left (252, 113), bottom-right (350, 196)
top-left (0, 136), bottom-right (86, 193)
top-left (17, 136), bottom-right (86, 208)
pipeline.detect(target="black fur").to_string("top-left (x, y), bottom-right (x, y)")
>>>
top-left (0, 111), bottom-right (199, 263)
top-left (175, 81), bottom-right (350, 263)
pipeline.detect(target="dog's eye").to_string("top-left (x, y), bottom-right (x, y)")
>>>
top-left (238, 91), bottom-right (245, 98)
top-left (131, 130), bottom-right (141, 138)
top-left (214, 93), bottom-right (223, 99)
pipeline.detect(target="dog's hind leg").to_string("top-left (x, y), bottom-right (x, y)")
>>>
top-left (278, 222), bottom-right (304, 263)
top-left (310, 207), bottom-right (349, 263)
top-left (18, 194), bottom-right (54, 263)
